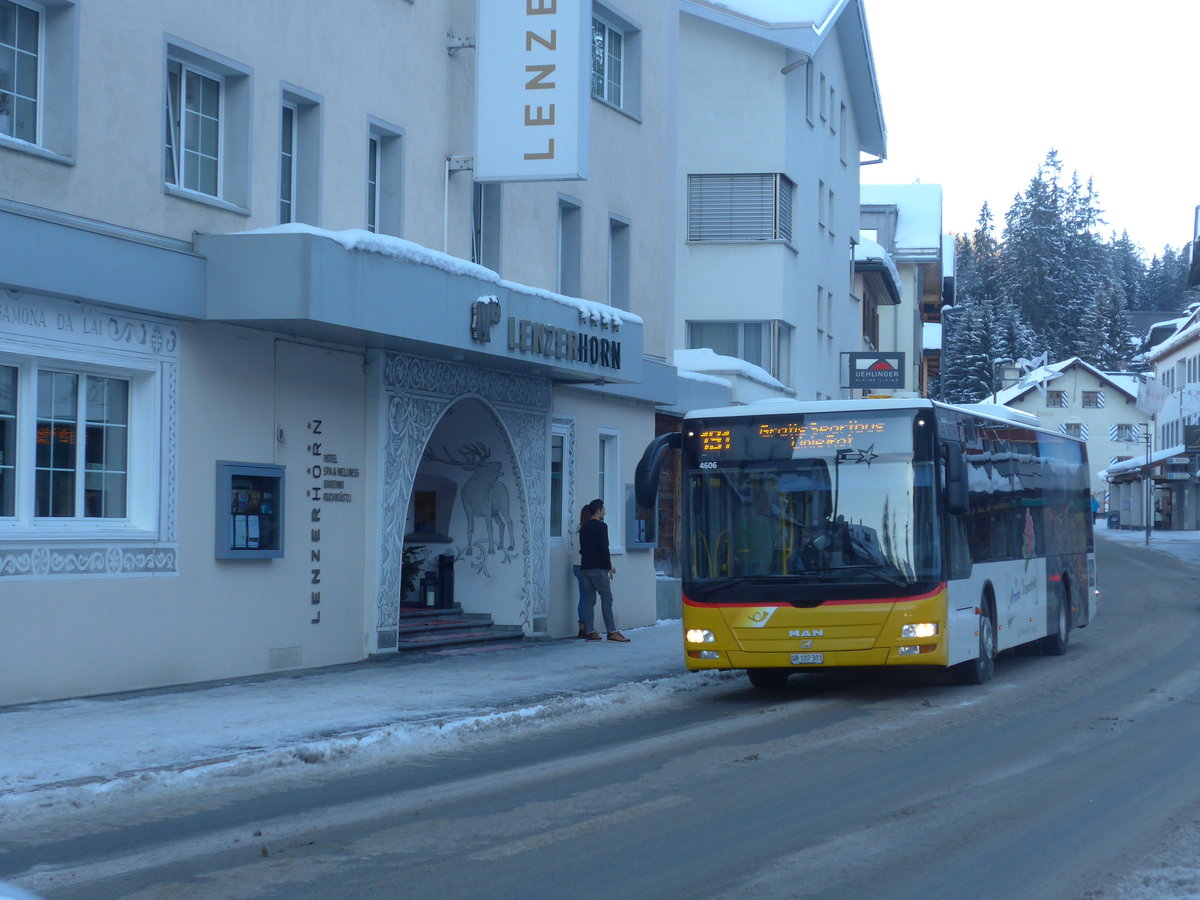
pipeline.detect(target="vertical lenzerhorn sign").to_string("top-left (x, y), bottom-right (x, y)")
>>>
top-left (474, 0), bottom-right (589, 182)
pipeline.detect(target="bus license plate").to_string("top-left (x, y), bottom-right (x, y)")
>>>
top-left (791, 653), bottom-right (823, 665)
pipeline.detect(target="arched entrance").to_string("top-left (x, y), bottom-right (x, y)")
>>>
top-left (373, 352), bottom-right (550, 651)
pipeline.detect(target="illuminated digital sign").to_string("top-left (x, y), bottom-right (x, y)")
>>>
top-left (696, 418), bottom-right (894, 457)
top-left (759, 420), bottom-right (885, 450)
top-left (700, 429), bottom-right (731, 452)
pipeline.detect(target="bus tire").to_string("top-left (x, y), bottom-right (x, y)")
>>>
top-left (1040, 580), bottom-right (1071, 656)
top-left (747, 668), bottom-right (790, 689)
top-left (953, 601), bottom-right (995, 685)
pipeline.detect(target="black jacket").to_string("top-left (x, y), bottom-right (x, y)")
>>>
top-left (579, 519), bottom-right (611, 570)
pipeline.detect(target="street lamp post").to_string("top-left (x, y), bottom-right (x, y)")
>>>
top-left (1144, 429), bottom-right (1153, 547)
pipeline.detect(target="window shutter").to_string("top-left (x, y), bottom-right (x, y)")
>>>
top-left (687, 174), bottom-right (793, 242)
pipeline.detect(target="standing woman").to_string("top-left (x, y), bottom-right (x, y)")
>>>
top-left (578, 498), bottom-right (630, 642)
top-left (572, 504), bottom-right (593, 638)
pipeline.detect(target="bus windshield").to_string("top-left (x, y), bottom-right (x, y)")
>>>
top-left (685, 410), bottom-right (941, 597)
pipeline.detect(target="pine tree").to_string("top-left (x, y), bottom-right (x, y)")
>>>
top-left (942, 205), bottom-right (1033, 402)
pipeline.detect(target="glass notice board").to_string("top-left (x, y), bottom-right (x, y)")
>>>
top-left (216, 461), bottom-right (284, 559)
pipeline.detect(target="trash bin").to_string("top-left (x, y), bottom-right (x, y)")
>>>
top-left (1106, 512), bottom-right (1121, 530)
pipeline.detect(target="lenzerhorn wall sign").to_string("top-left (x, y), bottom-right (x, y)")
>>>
top-left (470, 297), bottom-right (622, 371)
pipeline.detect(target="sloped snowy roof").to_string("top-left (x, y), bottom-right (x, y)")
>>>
top-left (854, 236), bottom-right (903, 302)
top-left (1145, 309), bottom-right (1200, 362)
top-left (994, 357), bottom-right (1138, 406)
top-left (682, 0), bottom-right (885, 157)
top-left (859, 183), bottom-right (943, 254)
top-left (675, 347), bottom-right (786, 390)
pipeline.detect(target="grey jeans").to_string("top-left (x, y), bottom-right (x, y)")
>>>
top-left (580, 568), bottom-right (616, 634)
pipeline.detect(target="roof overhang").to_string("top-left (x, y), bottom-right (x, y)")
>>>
top-left (681, 0), bottom-right (886, 158)
top-left (196, 228), bottom-right (644, 385)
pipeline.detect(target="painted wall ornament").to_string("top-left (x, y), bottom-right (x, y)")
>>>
top-left (426, 442), bottom-right (515, 555)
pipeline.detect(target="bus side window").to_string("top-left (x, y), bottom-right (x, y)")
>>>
top-left (947, 513), bottom-right (972, 580)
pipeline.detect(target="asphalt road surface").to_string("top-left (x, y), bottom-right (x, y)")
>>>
top-left (6, 536), bottom-right (1200, 899)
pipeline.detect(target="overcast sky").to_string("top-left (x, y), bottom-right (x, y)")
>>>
top-left (859, 0), bottom-right (1199, 259)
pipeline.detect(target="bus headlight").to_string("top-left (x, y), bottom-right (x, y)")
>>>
top-left (686, 629), bottom-right (715, 644)
top-left (901, 623), bottom-right (939, 638)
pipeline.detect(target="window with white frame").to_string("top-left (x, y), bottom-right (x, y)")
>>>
top-left (0, 0), bottom-right (75, 160)
top-left (550, 432), bottom-right (565, 539)
top-left (591, 5), bottom-right (640, 116)
top-left (1082, 390), bottom-right (1103, 408)
top-left (608, 216), bottom-right (630, 310)
top-left (598, 428), bottom-right (621, 550)
top-left (1061, 422), bottom-right (1087, 440)
top-left (0, 354), bottom-right (161, 532)
top-left (687, 174), bottom-right (794, 243)
top-left (687, 320), bottom-right (793, 385)
top-left (0, 0), bottom-right (37, 144)
top-left (839, 102), bottom-right (847, 163)
top-left (278, 87), bottom-right (321, 225)
top-left (366, 119), bottom-right (403, 236)
top-left (1046, 390), bottom-right (1067, 408)
top-left (165, 61), bottom-right (220, 197)
top-left (164, 40), bottom-right (250, 209)
top-left (279, 103), bottom-right (296, 223)
top-left (558, 197), bottom-right (582, 296)
top-left (0, 364), bottom-right (14, 516)
top-left (1112, 423), bottom-right (1139, 442)
top-left (366, 135), bottom-right (379, 233)
top-left (472, 181), bottom-right (502, 272)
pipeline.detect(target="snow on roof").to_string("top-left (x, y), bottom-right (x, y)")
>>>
top-left (234, 224), bottom-right (643, 330)
top-left (994, 357), bottom-right (1137, 406)
top-left (1146, 312), bottom-right (1200, 362)
top-left (678, 368), bottom-right (732, 388)
top-left (923, 321), bottom-right (942, 351)
top-left (687, 0), bottom-right (843, 35)
top-left (854, 237), bottom-right (903, 295)
top-left (674, 348), bottom-right (786, 390)
top-left (1100, 443), bottom-right (1185, 480)
top-left (859, 183), bottom-right (943, 252)
top-left (682, 0), bottom-right (886, 158)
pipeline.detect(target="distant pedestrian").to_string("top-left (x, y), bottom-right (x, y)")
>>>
top-left (578, 498), bottom-right (630, 642)
top-left (572, 503), bottom-right (592, 638)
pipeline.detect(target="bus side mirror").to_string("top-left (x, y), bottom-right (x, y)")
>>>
top-left (943, 442), bottom-right (968, 515)
top-left (635, 432), bottom-right (681, 508)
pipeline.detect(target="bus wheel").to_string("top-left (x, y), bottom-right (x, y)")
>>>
top-left (1040, 581), bottom-right (1071, 656)
top-left (747, 668), bottom-right (790, 689)
top-left (954, 603), bottom-right (995, 685)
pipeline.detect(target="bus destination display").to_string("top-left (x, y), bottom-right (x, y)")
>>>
top-left (698, 418), bottom-right (890, 456)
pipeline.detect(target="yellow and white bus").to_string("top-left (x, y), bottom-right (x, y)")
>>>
top-left (635, 399), bottom-right (1098, 688)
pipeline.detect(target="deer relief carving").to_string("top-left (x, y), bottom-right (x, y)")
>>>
top-left (426, 442), bottom-right (515, 555)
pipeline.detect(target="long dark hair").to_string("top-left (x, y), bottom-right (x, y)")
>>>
top-left (578, 498), bottom-right (604, 530)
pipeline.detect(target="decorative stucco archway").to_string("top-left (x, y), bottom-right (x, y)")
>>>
top-left (374, 352), bottom-right (550, 650)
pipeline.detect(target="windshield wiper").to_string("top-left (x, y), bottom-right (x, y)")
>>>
top-left (801, 564), bottom-right (910, 586)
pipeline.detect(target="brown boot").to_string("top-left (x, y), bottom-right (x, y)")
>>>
top-left (607, 631), bottom-right (630, 643)
top-left (586, 631), bottom-right (602, 641)
top-left (577, 623), bottom-right (588, 639)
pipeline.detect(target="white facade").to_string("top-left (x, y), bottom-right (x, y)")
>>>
top-left (674, 0), bottom-right (886, 401)
top-left (0, 0), bottom-right (680, 705)
top-left (993, 359), bottom-right (1150, 517)
top-left (1125, 312), bottom-right (1200, 530)
top-left (859, 183), bottom-right (945, 397)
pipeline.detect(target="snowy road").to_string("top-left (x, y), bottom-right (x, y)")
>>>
top-left (6, 535), bottom-right (1200, 899)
